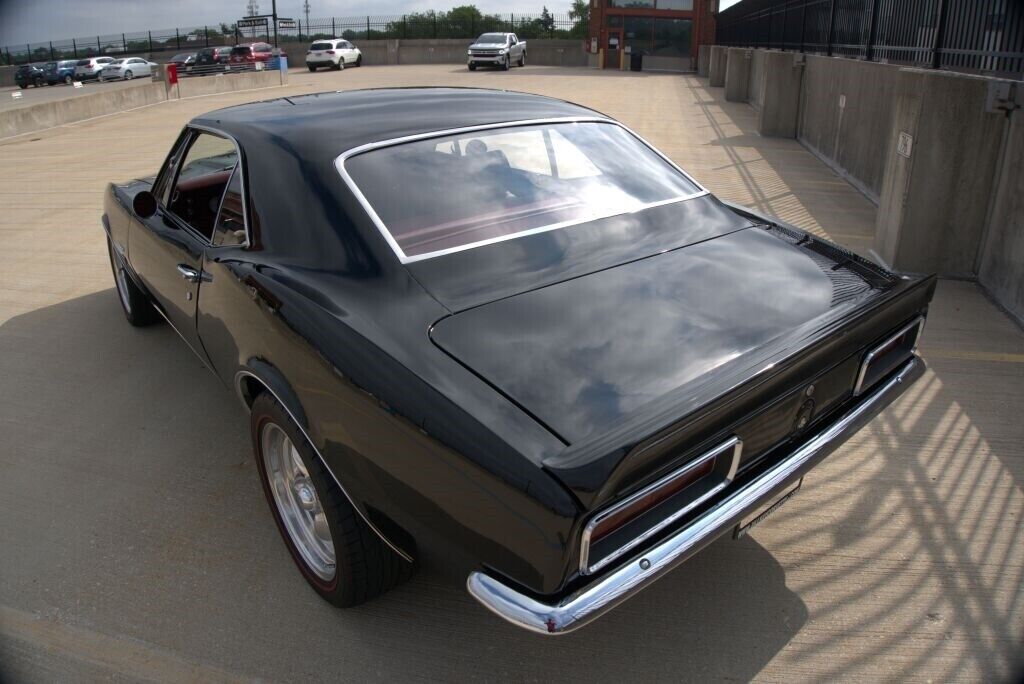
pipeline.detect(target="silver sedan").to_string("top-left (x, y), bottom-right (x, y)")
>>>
top-left (99, 57), bottom-right (157, 81)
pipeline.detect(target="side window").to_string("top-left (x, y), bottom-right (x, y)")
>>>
top-left (212, 166), bottom-right (247, 247)
top-left (167, 132), bottom-right (238, 241)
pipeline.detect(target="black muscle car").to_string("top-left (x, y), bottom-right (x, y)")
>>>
top-left (102, 88), bottom-right (935, 634)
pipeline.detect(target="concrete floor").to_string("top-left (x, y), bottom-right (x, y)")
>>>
top-left (0, 65), bottom-right (1022, 683)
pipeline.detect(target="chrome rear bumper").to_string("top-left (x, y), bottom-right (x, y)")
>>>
top-left (467, 356), bottom-right (924, 634)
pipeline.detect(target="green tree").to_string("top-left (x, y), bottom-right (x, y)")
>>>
top-left (569, 0), bottom-right (589, 38)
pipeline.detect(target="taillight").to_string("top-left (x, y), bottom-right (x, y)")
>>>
top-left (326, 50), bottom-right (335, 54)
top-left (587, 457), bottom-right (715, 544)
top-left (580, 436), bottom-right (742, 575)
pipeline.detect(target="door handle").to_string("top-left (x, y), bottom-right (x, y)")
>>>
top-left (176, 264), bottom-right (211, 283)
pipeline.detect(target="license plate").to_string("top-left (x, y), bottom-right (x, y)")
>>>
top-left (733, 478), bottom-right (802, 539)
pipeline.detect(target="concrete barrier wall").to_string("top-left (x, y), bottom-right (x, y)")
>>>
top-left (1, 69), bottom-right (286, 139)
top-left (700, 47), bottom-right (1023, 323)
top-left (0, 82), bottom-right (168, 139)
top-left (979, 109), bottom-right (1024, 325)
top-left (798, 56), bottom-right (903, 202)
top-left (175, 68), bottom-right (284, 98)
top-left (278, 38), bottom-right (585, 67)
top-left (0, 65), bottom-right (15, 88)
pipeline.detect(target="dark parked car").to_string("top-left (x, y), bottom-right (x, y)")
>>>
top-left (14, 63), bottom-right (47, 88)
top-left (44, 59), bottom-right (79, 85)
top-left (102, 88), bottom-right (935, 634)
top-left (167, 52), bottom-right (197, 72)
top-left (194, 46), bottom-right (232, 66)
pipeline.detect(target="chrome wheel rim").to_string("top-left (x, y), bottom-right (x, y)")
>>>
top-left (261, 423), bottom-right (336, 581)
top-left (115, 267), bottom-right (132, 315)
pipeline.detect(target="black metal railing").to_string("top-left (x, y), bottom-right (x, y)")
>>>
top-left (2, 12), bottom-right (585, 66)
top-left (715, 0), bottom-right (1024, 79)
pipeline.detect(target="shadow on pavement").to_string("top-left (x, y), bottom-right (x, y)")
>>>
top-left (0, 289), bottom-right (806, 681)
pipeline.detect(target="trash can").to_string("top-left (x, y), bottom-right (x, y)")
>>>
top-left (630, 51), bottom-right (643, 72)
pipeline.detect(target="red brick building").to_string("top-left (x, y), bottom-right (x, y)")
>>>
top-left (588, 0), bottom-right (718, 71)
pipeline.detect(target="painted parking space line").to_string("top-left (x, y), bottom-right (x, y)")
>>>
top-left (0, 605), bottom-right (253, 683)
top-left (922, 348), bottom-right (1024, 364)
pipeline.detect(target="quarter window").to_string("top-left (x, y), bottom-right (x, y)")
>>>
top-left (167, 132), bottom-right (239, 241)
top-left (212, 167), bottom-right (247, 247)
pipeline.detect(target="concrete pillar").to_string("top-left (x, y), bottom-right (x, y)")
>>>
top-left (876, 69), bottom-right (1009, 277)
top-left (724, 48), bottom-right (751, 102)
top-left (758, 51), bottom-right (804, 138)
top-left (697, 45), bottom-right (711, 78)
top-left (978, 108), bottom-right (1024, 325)
top-left (708, 45), bottom-right (727, 87)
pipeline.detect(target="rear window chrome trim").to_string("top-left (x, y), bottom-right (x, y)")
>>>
top-left (853, 316), bottom-right (924, 396)
top-left (334, 116), bottom-right (710, 264)
top-left (579, 436), bottom-right (743, 576)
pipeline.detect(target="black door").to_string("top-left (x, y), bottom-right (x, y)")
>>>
top-left (129, 129), bottom-right (241, 367)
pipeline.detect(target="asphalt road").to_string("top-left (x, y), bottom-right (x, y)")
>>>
top-left (0, 76), bottom-right (155, 112)
top-left (0, 65), bottom-right (1022, 683)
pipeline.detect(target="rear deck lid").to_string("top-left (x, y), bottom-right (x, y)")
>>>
top-left (429, 226), bottom-right (885, 444)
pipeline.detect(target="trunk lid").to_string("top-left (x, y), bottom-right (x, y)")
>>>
top-left (429, 221), bottom-right (930, 507)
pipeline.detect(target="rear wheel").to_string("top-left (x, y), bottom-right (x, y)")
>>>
top-left (518, 51), bottom-right (526, 67)
top-left (64, 74), bottom-right (73, 84)
top-left (355, 55), bottom-right (362, 67)
top-left (107, 237), bottom-right (160, 327)
top-left (124, 70), bottom-right (133, 80)
top-left (251, 392), bottom-right (415, 607)
top-left (308, 64), bottom-right (317, 72)
top-left (33, 76), bottom-right (43, 87)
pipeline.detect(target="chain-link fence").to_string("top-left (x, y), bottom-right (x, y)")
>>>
top-left (3, 13), bottom-right (585, 66)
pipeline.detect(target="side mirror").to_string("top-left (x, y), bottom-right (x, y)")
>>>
top-left (133, 190), bottom-right (157, 219)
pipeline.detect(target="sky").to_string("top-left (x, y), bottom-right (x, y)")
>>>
top-left (0, 0), bottom-right (576, 46)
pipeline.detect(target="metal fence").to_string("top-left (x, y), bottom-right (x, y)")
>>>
top-left (715, 0), bottom-right (1024, 79)
top-left (2, 13), bottom-right (581, 66)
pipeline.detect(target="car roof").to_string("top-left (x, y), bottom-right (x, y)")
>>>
top-left (192, 87), bottom-right (606, 163)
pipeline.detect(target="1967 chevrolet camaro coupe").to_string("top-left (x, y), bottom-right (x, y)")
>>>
top-left (103, 88), bottom-right (935, 634)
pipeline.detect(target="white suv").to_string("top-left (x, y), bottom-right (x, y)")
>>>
top-left (74, 57), bottom-right (115, 80)
top-left (305, 39), bottom-right (362, 71)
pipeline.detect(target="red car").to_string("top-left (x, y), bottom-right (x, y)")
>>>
top-left (229, 42), bottom-right (276, 64)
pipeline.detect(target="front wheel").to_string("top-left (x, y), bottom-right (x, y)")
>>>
top-left (308, 64), bottom-right (317, 72)
top-left (251, 393), bottom-right (415, 607)
top-left (502, 55), bottom-right (510, 71)
top-left (468, 62), bottom-right (476, 71)
top-left (107, 237), bottom-right (160, 327)
top-left (124, 70), bottom-right (133, 80)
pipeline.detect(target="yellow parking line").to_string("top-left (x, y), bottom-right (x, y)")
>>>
top-left (0, 605), bottom-right (252, 683)
top-left (922, 348), bottom-right (1024, 363)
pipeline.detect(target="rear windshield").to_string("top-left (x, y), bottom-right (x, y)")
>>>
top-left (230, 46), bottom-right (251, 55)
top-left (310, 42), bottom-right (334, 50)
top-left (76, 59), bottom-right (90, 66)
top-left (342, 121), bottom-right (703, 261)
top-left (477, 33), bottom-right (508, 43)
